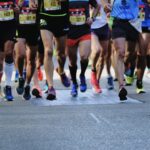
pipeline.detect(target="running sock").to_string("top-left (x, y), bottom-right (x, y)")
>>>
top-left (69, 65), bottom-right (77, 84)
top-left (146, 55), bottom-right (150, 69)
top-left (4, 62), bottom-right (14, 86)
top-left (130, 66), bottom-right (135, 77)
top-left (80, 59), bottom-right (89, 77)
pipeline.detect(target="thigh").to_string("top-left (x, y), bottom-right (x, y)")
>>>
top-left (40, 30), bottom-right (54, 51)
top-left (55, 35), bottom-right (67, 53)
top-left (91, 33), bottom-right (101, 54)
top-left (79, 39), bottom-right (91, 59)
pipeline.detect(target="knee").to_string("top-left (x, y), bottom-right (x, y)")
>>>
top-left (44, 48), bottom-right (53, 58)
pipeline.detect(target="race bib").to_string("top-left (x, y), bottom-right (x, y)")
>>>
top-left (0, 2), bottom-right (14, 21)
top-left (44, 0), bottom-right (61, 11)
top-left (19, 8), bottom-right (36, 24)
top-left (139, 5), bottom-right (145, 21)
top-left (69, 8), bottom-right (86, 25)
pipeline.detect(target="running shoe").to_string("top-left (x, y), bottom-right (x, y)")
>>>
top-left (136, 80), bottom-right (145, 94)
top-left (32, 86), bottom-right (42, 98)
top-left (4, 86), bottom-right (14, 101)
top-left (125, 76), bottom-right (134, 86)
top-left (56, 68), bottom-right (70, 87)
top-left (16, 77), bottom-right (25, 95)
top-left (91, 71), bottom-right (102, 93)
top-left (118, 86), bottom-right (127, 101)
top-left (46, 87), bottom-right (56, 100)
top-left (23, 85), bottom-right (31, 100)
top-left (15, 70), bottom-right (19, 82)
top-left (44, 81), bottom-right (48, 93)
top-left (107, 76), bottom-right (114, 90)
top-left (80, 75), bottom-right (87, 92)
top-left (38, 68), bottom-right (43, 81)
top-left (71, 83), bottom-right (78, 97)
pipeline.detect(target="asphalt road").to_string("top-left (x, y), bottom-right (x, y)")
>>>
top-left (0, 68), bottom-right (150, 150)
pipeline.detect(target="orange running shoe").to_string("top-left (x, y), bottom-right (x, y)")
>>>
top-left (38, 68), bottom-right (43, 81)
top-left (91, 71), bottom-right (102, 93)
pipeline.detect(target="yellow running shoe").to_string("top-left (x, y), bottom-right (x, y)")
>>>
top-left (125, 76), bottom-right (134, 86)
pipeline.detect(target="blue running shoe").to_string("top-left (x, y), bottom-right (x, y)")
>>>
top-left (15, 70), bottom-right (19, 82)
top-left (71, 83), bottom-right (78, 97)
top-left (107, 76), bottom-right (114, 90)
top-left (4, 86), bottom-right (14, 101)
top-left (80, 75), bottom-right (87, 92)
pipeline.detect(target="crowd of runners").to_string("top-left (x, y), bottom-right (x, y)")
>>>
top-left (0, 0), bottom-right (149, 101)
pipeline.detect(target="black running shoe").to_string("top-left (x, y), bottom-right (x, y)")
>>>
top-left (23, 85), bottom-right (31, 100)
top-left (16, 77), bottom-right (25, 95)
top-left (46, 87), bottom-right (56, 100)
top-left (118, 87), bottom-right (128, 101)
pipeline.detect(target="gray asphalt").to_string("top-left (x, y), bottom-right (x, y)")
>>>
top-left (0, 75), bottom-right (150, 150)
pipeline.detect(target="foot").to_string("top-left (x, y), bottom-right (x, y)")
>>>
top-left (4, 86), bottom-right (14, 101)
top-left (80, 75), bottom-right (87, 92)
top-left (56, 68), bottom-right (70, 87)
top-left (32, 86), bottom-right (42, 98)
top-left (16, 77), bottom-right (25, 95)
top-left (71, 83), bottom-right (78, 97)
top-left (23, 85), bottom-right (31, 100)
top-left (136, 80), bottom-right (145, 94)
top-left (125, 75), bottom-right (134, 86)
top-left (46, 87), bottom-right (56, 100)
top-left (118, 86), bottom-right (127, 101)
top-left (91, 71), bottom-right (102, 93)
top-left (107, 76), bottom-right (114, 90)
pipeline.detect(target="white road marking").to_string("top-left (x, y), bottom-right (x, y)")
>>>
top-left (89, 113), bottom-right (101, 124)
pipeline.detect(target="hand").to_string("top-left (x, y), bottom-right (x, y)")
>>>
top-left (104, 3), bottom-right (112, 13)
top-left (13, 4), bottom-right (20, 14)
top-left (29, 0), bottom-right (38, 9)
top-left (86, 17), bottom-right (93, 25)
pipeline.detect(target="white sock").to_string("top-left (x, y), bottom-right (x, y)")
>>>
top-left (4, 62), bottom-right (14, 86)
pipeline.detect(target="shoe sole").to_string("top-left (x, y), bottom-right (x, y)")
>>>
top-left (32, 89), bottom-right (42, 98)
top-left (46, 95), bottom-right (56, 101)
top-left (92, 87), bottom-right (102, 94)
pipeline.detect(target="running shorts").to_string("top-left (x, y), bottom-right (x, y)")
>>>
top-left (91, 24), bottom-right (110, 41)
top-left (39, 14), bottom-right (69, 38)
top-left (0, 20), bottom-right (16, 50)
top-left (67, 34), bottom-right (91, 47)
top-left (112, 18), bottom-right (139, 42)
top-left (17, 25), bottom-right (39, 46)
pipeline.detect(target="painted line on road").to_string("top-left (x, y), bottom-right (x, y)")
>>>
top-left (89, 113), bottom-right (101, 124)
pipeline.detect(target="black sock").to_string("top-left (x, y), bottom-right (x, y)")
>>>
top-left (136, 80), bottom-right (143, 88)
top-left (69, 65), bottom-right (77, 84)
top-left (80, 59), bottom-right (89, 77)
top-left (130, 66), bottom-right (135, 77)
